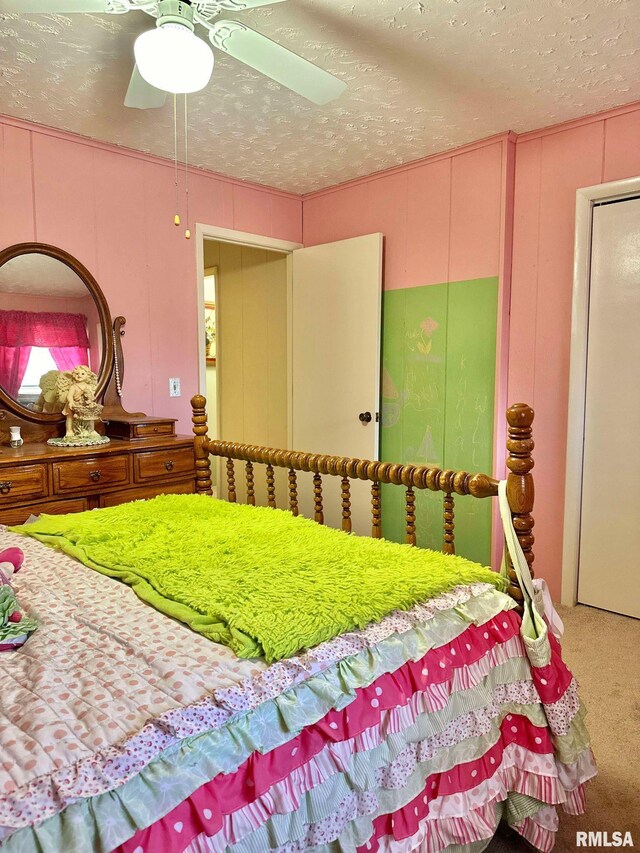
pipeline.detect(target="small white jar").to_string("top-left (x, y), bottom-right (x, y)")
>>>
top-left (9, 426), bottom-right (23, 448)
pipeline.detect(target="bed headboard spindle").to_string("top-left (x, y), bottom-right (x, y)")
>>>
top-left (313, 473), bottom-right (324, 524)
top-left (371, 482), bottom-right (382, 539)
top-left (341, 477), bottom-right (352, 533)
top-left (405, 487), bottom-right (416, 546)
top-left (245, 461), bottom-right (256, 506)
top-left (288, 469), bottom-right (299, 516)
top-left (192, 395), bottom-right (213, 496)
top-left (190, 395), bottom-right (536, 612)
top-left (226, 458), bottom-right (236, 503)
top-left (443, 492), bottom-right (455, 555)
top-left (266, 464), bottom-right (277, 509)
top-left (504, 403), bottom-right (535, 605)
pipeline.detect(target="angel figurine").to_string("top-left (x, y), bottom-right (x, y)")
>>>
top-left (47, 365), bottom-right (110, 447)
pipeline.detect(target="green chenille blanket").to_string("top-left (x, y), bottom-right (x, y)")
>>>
top-left (11, 495), bottom-right (505, 662)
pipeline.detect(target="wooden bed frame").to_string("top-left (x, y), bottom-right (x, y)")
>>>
top-left (191, 396), bottom-right (535, 611)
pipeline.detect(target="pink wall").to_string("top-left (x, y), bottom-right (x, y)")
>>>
top-left (304, 101), bottom-right (640, 599)
top-left (303, 135), bottom-right (508, 289)
top-left (0, 115), bottom-right (302, 431)
top-left (509, 103), bottom-right (640, 598)
top-left (304, 133), bottom-right (515, 571)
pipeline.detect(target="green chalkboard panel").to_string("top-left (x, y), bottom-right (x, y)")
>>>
top-left (381, 283), bottom-right (448, 550)
top-left (380, 287), bottom-right (406, 542)
top-left (443, 278), bottom-right (498, 565)
top-left (380, 277), bottom-right (498, 565)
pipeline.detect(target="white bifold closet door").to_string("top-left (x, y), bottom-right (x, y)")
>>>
top-left (291, 234), bottom-right (383, 535)
top-left (578, 196), bottom-right (640, 618)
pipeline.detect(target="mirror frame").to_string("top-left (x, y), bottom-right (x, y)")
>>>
top-left (0, 242), bottom-right (114, 424)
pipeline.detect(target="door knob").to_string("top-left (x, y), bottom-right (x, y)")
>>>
top-left (359, 411), bottom-right (372, 424)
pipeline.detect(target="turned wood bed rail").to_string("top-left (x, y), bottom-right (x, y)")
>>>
top-left (191, 396), bottom-right (535, 610)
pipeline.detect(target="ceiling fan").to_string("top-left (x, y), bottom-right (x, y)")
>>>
top-left (1, 0), bottom-right (347, 108)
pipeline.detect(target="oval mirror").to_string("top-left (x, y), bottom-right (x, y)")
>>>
top-left (0, 243), bottom-right (113, 423)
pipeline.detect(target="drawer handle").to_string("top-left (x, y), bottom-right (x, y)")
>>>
top-left (0, 481), bottom-right (12, 495)
top-left (164, 460), bottom-right (175, 472)
top-left (89, 470), bottom-right (102, 482)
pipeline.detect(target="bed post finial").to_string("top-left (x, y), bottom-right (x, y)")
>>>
top-left (191, 395), bottom-right (212, 496)
top-left (505, 404), bottom-right (535, 608)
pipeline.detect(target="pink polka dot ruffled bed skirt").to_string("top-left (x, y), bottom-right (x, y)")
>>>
top-left (112, 610), bottom-right (596, 853)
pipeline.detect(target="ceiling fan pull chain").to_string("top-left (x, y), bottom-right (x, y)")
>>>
top-left (184, 92), bottom-right (191, 240)
top-left (173, 93), bottom-right (180, 227)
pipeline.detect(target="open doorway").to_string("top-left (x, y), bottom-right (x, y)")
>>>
top-left (196, 224), bottom-right (383, 530)
top-left (202, 263), bottom-right (217, 481)
top-left (197, 228), bottom-right (300, 499)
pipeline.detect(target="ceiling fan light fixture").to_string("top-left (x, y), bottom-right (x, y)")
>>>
top-left (134, 22), bottom-right (214, 95)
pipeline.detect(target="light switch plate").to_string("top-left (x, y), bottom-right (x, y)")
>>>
top-left (169, 377), bottom-right (181, 397)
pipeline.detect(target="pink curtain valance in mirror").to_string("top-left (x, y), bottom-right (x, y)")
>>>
top-left (0, 310), bottom-right (90, 348)
top-left (0, 309), bottom-right (90, 397)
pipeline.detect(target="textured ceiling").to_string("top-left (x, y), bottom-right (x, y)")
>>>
top-left (0, 0), bottom-right (638, 193)
top-left (0, 254), bottom-right (88, 296)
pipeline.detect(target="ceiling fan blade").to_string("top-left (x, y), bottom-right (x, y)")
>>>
top-left (207, 0), bottom-right (288, 9)
top-left (0, 0), bottom-right (113, 11)
top-left (124, 65), bottom-right (167, 110)
top-left (209, 20), bottom-right (346, 106)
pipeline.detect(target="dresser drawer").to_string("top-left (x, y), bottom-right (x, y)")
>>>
top-left (52, 455), bottom-right (130, 494)
top-left (0, 464), bottom-right (48, 504)
top-left (133, 422), bottom-right (175, 439)
top-left (0, 498), bottom-right (89, 526)
top-left (133, 447), bottom-right (195, 484)
top-left (100, 480), bottom-right (195, 508)
top-left (104, 417), bottom-right (176, 440)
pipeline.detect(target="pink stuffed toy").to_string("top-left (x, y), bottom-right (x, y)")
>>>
top-left (0, 547), bottom-right (24, 620)
top-left (0, 547), bottom-right (37, 651)
top-left (0, 546), bottom-right (25, 583)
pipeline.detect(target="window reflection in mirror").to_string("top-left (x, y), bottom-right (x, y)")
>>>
top-left (0, 253), bottom-right (102, 411)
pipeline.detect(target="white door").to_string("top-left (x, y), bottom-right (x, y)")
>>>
top-left (291, 234), bottom-right (383, 535)
top-left (578, 197), bottom-right (640, 618)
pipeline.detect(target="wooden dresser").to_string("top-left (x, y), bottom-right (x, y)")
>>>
top-left (0, 435), bottom-right (196, 525)
top-left (0, 241), bottom-right (199, 525)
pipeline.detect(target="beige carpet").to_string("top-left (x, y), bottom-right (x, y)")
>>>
top-left (486, 604), bottom-right (640, 852)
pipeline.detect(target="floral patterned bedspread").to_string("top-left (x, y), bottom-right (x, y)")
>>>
top-left (0, 527), bottom-right (501, 839)
top-left (0, 526), bottom-right (267, 832)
